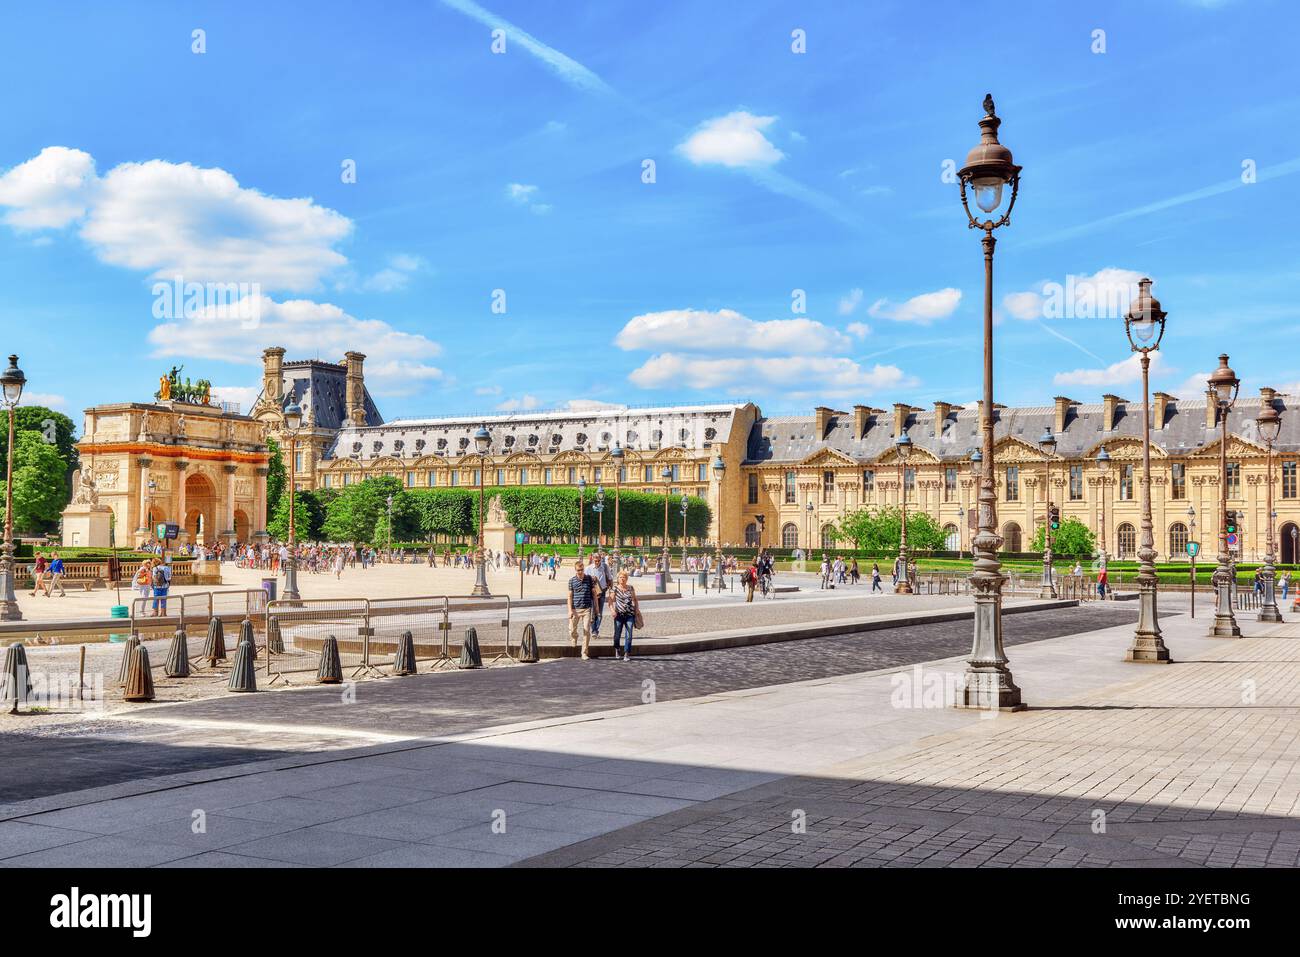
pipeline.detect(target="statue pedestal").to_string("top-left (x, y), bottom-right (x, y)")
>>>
top-left (62, 504), bottom-right (113, 548)
top-left (482, 520), bottom-right (517, 556)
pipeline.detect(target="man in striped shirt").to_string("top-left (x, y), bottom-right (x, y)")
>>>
top-left (567, 559), bottom-right (596, 660)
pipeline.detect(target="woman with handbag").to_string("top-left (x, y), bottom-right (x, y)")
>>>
top-left (608, 569), bottom-right (642, 662)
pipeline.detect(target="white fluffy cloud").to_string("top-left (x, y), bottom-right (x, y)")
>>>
top-left (505, 182), bottom-right (552, 215)
top-left (18, 391), bottom-right (67, 409)
top-left (0, 147), bottom-right (97, 229)
top-left (497, 394), bottom-right (540, 412)
top-left (147, 294), bottom-right (443, 397)
top-left (0, 147), bottom-right (352, 291)
top-left (629, 354), bottom-right (909, 392)
top-left (615, 308), bottom-right (850, 355)
top-left (1003, 268), bottom-right (1147, 321)
top-left (677, 112), bottom-right (785, 168)
top-left (208, 385), bottom-right (261, 411)
top-left (868, 288), bottom-right (962, 324)
top-left (846, 322), bottom-right (870, 339)
top-left (838, 288), bottom-right (864, 316)
top-left (1053, 351), bottom-right (1168, 388)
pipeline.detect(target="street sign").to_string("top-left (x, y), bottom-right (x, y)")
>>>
top-left (515, 531), bottom-right (525, 545)
top-left (155, 523), bottom-right (180, 541)
top-left (1186, 541), bottom-right (1200, 557)
top-left (1227, 532), bottom-right (1239, 548)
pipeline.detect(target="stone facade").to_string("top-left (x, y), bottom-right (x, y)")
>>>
top-left (251, 346), bottom-right (1300, 560)
top-left (67, 401), bottom-right (272, 548)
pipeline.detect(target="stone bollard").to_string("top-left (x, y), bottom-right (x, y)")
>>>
top-left (266, 616), bottom-right (285, 655)
top-left (459, 626), bottom-right (482, 669)
top-left (203, 617), bottom-right (227, 665)
top-left (519, 623), bottom-right (539, 663)
top-left (123, 645), bottom-right (156, 702)
top-left (117, 633), bottom-right (142, 686)
top-left (393, 630), bottom-right (417, 676)
top-left (165, 627), bottom-right (191, 678)
top-left (317, 635), bottom-right (343, 683)
top-left (2, 642), bottom-right (32, 714)
top-left (227, 636), bottom-right (258, 693)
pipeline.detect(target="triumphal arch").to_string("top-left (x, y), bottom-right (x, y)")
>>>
top-left (64, 374), bottom-right (272, 548)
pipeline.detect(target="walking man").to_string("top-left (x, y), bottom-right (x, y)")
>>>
top-left (45, 552), bottom-right (67, 597)
top-left (567, 559), bottom-right (596, 660)
top-left (589, 552), bottom-right (612, 639)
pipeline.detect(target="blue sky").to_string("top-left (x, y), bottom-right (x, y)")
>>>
top-left (0, 0), bottom-right (1296, 425)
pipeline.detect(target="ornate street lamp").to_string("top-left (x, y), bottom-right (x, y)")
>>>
top-left (1096, 448), bottom-right (1111, 573)
top-left (1208, 354), bottom-right (1241, 638)
top-left (281, 399), bottom-right (303, 601)
top-left (1257, 401), bottom-right (1283, 622)
top-left (956, 505), bottom-right (965, 559)
top-left (956, 94), bottom-right (1024, 710)
top-left (895, 430), bottom-right (913, 594)
top-left (1037, 428), bottom-right (1059, 599)
top-left (680, 493), bottom-right (689, 571)
top-left (577, 476), bottom-right (587, 560)
top-left (1122, 278), bottom-right (1171, 662)
top-left (805, 499), bottom-right (815, 557)
top-left (0, 355), bottom-right (26, 620)
top-left (593, 486), bottom-right (605, 550)
top-left (712, 455), bottom-right (726, 588)
top-left (611, 443), bottom-right (624, 570)
top-left (660, 465), bottom-right (673, 581)
top-left (1188, 505), bottom-right (1198, 618)
top-left (472, 425), bottom-right (491, 598)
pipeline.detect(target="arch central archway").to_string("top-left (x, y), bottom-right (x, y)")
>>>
top-left (184, 472), bottom-right (218, 546)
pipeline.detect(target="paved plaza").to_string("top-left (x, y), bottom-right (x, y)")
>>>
top-left (4, 594), bottom-right (1295, 869)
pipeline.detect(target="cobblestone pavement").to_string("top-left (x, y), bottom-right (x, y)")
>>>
top-left (0, 604), bottom-right (1140, 803)
top-left (523, 626), bottom-right (1300, 868)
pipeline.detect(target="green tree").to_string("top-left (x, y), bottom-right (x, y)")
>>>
top-left (0, 407), bottom-right (78, 479)
top-left (267, 489), bottom-right (322, 542)
top-left (1, 432), bottom-right (68, 533)
top-left (1031, 517), bottom-right (1095, 556)
top-left (835, 506), bottom-right (947, 552)
top-left (265, 436), bottom-right (286, 520)
top-left (322, 476), bottom-right (403, 544)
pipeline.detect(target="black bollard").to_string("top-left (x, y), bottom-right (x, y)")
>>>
top-left (203, 617), bottom-right (227, 664)
top-left (238, 617), bottom-right (256, 654)
top-left (2, 642), bottom-right (32, 714)
top-left (117, 633), bottom-right (141, 685)
top-left (519, 623), bottom-right (539, 663)
top-left (165, 627), bottom-right (191, 678)
top-left (317, 635), bottom-right (343, 683)
top-left (227, 637), bottom-right (258, 693)
top-left (393, 630), bottom-right (416, 676)
top-left (123, 645), bottom-right (156, 702)
top-left (459, 626), bottom-right (482, 669)
top-left (266, 616), bottom-right (285, 655)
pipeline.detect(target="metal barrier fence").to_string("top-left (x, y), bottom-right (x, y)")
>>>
top-left (264, 594), bottom-right (515, 682)
top-left (1236, 590), bottom-right (1262, 611)
top-left (129, 588), bottom-right (267, 630)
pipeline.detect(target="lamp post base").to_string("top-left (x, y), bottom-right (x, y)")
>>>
top-left (1125, 580), bottom-right (1170, 663)
top-left (1259, 578), bottom-right (1283, 622)
top-left (894, 582), bottom-right (912, 594)
top-left (1210, 581), bottom-right (1241, 637)
top-left (661, 548), bottom-right (671, 583)
top-left (959, 579), bottom-right (1025, 711)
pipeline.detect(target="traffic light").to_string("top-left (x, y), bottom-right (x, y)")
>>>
top-left (1049, 505), bottom-right (1060, 531)
top-left (1225, 511), bottom-right (1237, 535)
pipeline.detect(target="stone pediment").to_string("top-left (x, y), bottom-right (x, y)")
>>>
top-left (1090, 438), bottom-right (1167, 461)
top-left (991, 436), bottom-right (1058, 464)
top-left (651, 446), bottom-right (691, 461)
top-left (798, 447), bottom-right (857, 467)
top-left (502, 451), bottom-right (542, 465)
top-left (1192, 434), bottom-right (1269, 459)
top-left (876, 444), bottom-right (940, 466)
top-left (551, 450), bottom-right (591, 464)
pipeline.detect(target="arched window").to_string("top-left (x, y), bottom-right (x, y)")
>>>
top-left (1001, 522), bottom-right (1022, 552)
top-left (821, 524), bottom-right (837, 549)
top-left (744, 522), bottom-right (759, 547)
top-left (781, 522), bottom-right (799, 549)
top-left (1168, 522), bottom-right (1189, 558)
top-left (1117, 522), bottom-right (1136, 558)
top-left (943, 523), bottom-right (960, 551)
top-left (1283, 522), bottom-right (1299, 565)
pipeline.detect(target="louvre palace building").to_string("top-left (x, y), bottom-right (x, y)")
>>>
top-left (249, 347), bottom-right (1300, 563)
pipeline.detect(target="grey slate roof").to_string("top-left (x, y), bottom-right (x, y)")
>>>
top-left (745, 397), bottom-right (1299, 465)
top-left (323, 404), bottom-right (743, 463)
top-left (281, 360), bottom-right (383, 432)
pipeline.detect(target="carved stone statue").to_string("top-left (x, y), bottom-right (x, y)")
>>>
top-left (159, 375), bottom-right (171, 401)
top-left (486, 494), bottom-right (507, 525)
top-left (71, 468), bottom-right (99, 506)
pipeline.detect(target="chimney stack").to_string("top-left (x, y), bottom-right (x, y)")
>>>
top-left (853, 405), bottom-right (871, 440)
top-left (814, 406), bottom-right (834, 439)
top-left (262, 346), bottom-right (285, 405)
top-left (1206, 388), bottom-right (1218, 430)
top-left (1152, 392), bottom-right (1173, 431)
top-left (345, 351), bottom-right (368, 426)
top-left (933, 401), bottom-right (953, 438)
top-left (893, 403), bottom-right (911, 440)
top-left (1102, 394), bottom-right (1124, 433)
top-left (1053, 396), bottom-right (1074, 436)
